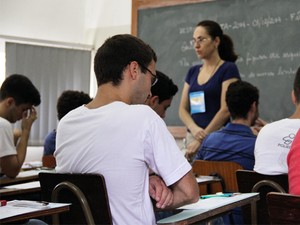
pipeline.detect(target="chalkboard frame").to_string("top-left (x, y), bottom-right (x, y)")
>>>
top-left (131, 0), bottom-right (212, 36)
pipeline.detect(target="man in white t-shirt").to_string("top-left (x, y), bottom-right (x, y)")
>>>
top-left (0, 74), bottom-right (40, 178)
top-left (54, 34), bottom-right (199, 225)
top-left (254, 67), bottom-right (300, 175)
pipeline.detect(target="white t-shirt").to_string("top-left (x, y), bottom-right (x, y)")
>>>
top-left (254, 118), bottom-right (300, 175)
top-left (0, 117), bottom-right (16, 173)
top-left (54, 102), bottom-right (191, 225)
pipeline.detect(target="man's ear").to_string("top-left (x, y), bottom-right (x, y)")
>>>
top-left (6, 97), bottom-right (15, 106)
top-left (249, 101), bottom-right (257, 114)
top-left (128, 61), bottom-right (139, 81)
top-left (291, 90), bottom-right (297, 105)
top-left (148, 95), bottom-right (159, 107)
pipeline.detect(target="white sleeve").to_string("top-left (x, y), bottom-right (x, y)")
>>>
top-left (144, 117), bottom-right (191, 186)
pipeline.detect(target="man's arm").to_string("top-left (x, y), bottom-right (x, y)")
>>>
top-left (149, 170), bottom-right (199, 210)
top-left (0, 108), bottom-right (37, 178)
top-left (149, 175), bottom-right (174, 209)
top-left (166, 170), bottom-right (199, 209)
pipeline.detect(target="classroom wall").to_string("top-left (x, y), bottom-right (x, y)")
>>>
top-left (0, 0), bottom-right (132, 85)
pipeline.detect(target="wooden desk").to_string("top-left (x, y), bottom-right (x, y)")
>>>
top-left (157, 193), bottom-right (260, 225)
top-left (0, 169), bottom-right (55, 186)
top-left (0, 200), bottom-right (70, 224)
top-left (0, 181), bottom-right (41, 197)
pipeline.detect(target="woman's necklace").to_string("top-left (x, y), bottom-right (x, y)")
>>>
top-left (198, 59), bottom-right (222, 84)
top-left (208, 58), bottom-right (221, 78)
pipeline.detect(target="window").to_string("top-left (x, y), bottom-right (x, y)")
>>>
top-left (6, 42), bottom-right (91, 145)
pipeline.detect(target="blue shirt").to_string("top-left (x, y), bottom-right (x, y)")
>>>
top-left (196, 123), bottom-right (256, 170)
top-left (185, 61), bottom-right (240, 129)
top-left (43, 130), bottom-right (56, 156)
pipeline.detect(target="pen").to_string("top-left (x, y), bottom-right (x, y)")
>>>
top-left (37, 201), bottom-right (49, 206)
top-left (200, 193), bottom-right (233, 199)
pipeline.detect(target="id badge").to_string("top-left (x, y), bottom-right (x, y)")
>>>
top-left (189, 91), bottom-right (206, 114)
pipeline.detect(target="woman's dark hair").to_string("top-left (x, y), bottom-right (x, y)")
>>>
top-left (197, 20), bottom-right (238, 62)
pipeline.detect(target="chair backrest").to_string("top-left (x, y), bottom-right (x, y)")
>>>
top-left (39, 172), bottom-right (113, 225)
top-left (236, 169), bottom-right (288, 225)
top-left (267, 192), bottom-right (300, 224)
top-left (192, 160), bottom-right (244, 193)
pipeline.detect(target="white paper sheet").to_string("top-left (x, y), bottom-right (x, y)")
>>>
top-left (0, 200), bottom-right (71, 220)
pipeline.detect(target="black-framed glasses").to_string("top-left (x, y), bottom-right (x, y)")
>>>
top-left (139, 64), bottom-right (158, 86)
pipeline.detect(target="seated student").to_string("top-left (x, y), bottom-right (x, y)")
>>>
top-left (254, 66), bottom-right (300, 175)
top-left (0, 74), bottom-right (41, 178)
top-left (43, 90), bottom-right (92, 156)
top-left (287, 128), bottom-right (300, 194)
top-left (145, 70), bottom-right (178, 118)
top-left (196, 80), bottom-right (259, 170)
top-left (145, 71), bottom-right (180, 221)
top-left (195, 80), bottom-right (259, 225)
top-left (54, 34), bottom-right (199, 225)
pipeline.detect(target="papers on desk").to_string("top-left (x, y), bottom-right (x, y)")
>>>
top-left (196, 175), bottom-right (218, 183)
top-left (17, 169), bottom-right (55, 178)
top-left (1, 181), bottom-right (40, 190)
top-left (0, 200), bottom-right (71, 220)
top-left (22, 161), bottom-right (43, 170)
top-left (179, 193), bottom-right (258, 210)
top-left (17, 170), bottom-right (49, 178)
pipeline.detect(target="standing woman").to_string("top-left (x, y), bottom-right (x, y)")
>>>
top-left (179, 20), bottom-right (241, 161)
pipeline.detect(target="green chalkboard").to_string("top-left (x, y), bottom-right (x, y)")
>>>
top-left (137, 0), bottom-right (300, 125)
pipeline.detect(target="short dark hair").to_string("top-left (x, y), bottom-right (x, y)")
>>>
top-left (0, 74), bottom-right (40, 106)
top-left (151, 71), bottom-right (178, 103)
top-left (94, 34), bottom-right (157, 86)
top-left (294, 67), bottom-right (300, 103)
top-left (226, 80), bottom-right (259, 119)
top-left (57, 90), bottom-right (92, 120)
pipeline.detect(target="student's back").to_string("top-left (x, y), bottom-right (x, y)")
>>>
top-left (254, 66), bottom-right (300, 175)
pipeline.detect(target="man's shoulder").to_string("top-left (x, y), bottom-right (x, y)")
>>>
top-left (258, 118), bottom-right (293, 135)
top-left (0, 117), bottom-right (11, 127)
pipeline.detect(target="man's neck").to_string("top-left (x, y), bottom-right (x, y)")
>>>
top-left (289, 105), bottom-right (300, 119)
top-left (85, 83), bottom-right (130, 109)
top-left (231, 118), bottom-right (252, 127)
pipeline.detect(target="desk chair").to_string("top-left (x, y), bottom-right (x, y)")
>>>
top-left (39, 172), bottom-right (112, 225)
top-left (236, 169), bottom-right (288, 225)
top-left (192, 160), bottom-right (243, 194)
top-left (267, 192), bottom-right (300, 224)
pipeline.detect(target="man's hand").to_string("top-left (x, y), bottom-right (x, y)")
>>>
top-left (149, 175), bottom-right (173, 209)
top-left (21, 107), bottom-right (37, 131)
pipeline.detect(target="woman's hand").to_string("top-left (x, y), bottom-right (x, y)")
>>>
top-left (185, 139), bottom-right (201, 162)
top-left (190, 125), bottom-right (207, 142)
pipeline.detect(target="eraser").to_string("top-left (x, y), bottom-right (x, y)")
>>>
top-left (0, 200), bottom-right (7, 206)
